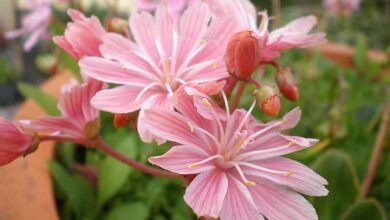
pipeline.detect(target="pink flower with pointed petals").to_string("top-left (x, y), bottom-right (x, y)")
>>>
top-left (4, 0), bottom-right (52, 51)
top-left (24, 79), bottom-right (105, 143)
top-left (79, 2), bottom-right (238, 143)
top-left (145, 95), bottom-right (328, 219)
top-left (205, 0), bottom-right (326, 62)
top-left (0, 117), bottom-right (38, 166)
top-left (53, 9), bottom-right (106, 60)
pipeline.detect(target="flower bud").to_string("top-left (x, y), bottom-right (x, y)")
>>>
top-left (114, 112), bottom-right (138, 128)
top-left (276, 67), bottom-right (299, 101)
top-left (253, 86), bottom-right (281, 116)
top-left (106, 17), bottom-right (129, 36)
top-left (226, 31), bottom-right (262, 80)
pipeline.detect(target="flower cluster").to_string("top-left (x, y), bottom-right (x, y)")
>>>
top-left (1, 1), bottom-right (329, 219)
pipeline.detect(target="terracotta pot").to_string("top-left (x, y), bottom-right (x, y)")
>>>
top-left (0, 72), bottom-right (72, 220)
top-left (310, 42), bottom-right (388, 67)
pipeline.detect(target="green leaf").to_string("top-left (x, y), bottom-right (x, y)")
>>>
top-left (104, 202), bottom-right (149, 220)
top-left (17, 82), bottom-right (60, 116)
top-left (60, 51), bottom-right (81, 80)
top-left (49, 161), bottom-right (96, 219)
top-left (98, 135), bottom-right (138, 207)
top-left (341, 199), bottom-right (386, 220)
top-left (311, 149), bottom-right (360, 220)
top-left (354, 34), bottom-right (368, 70)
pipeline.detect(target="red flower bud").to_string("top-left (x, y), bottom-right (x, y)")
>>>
top-left (226, 31), bottom-right (262, 80)
top-left (253, 86), bottom-right (281, 116)
top-left (106, 18), bottom-right (129, 36)
top-left (114, 112), bottom-right (139, 128)
top-left (276, 67), bottom-right (299, 101)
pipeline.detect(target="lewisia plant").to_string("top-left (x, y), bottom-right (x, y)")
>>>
top-left (146, 92), bottom-right (327, 220)
top-left (0, 1), bottom-right (329, 219)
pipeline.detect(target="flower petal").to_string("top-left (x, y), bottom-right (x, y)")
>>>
top-left (249, 178), bottom-right (318, 220)
top-left (149, 145), bottom-right (214, 175)
top-left (143, 107), bottom-right (206, 147)
top-left (184, 169), bottom-right (228, 218)
top-left (79, 57), bottom-right (153, 86)
top-left (220, 174), bottom-right (262, 220)
top-left (91, 85), bottom-right (151, 114)
top-left (242, 157), bottom-right (328, 196)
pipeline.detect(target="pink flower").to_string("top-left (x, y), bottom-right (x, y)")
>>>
top-left (323, 0), bottom-right (360, 15)
top-left (53, 9), bottom-right (107, 60)
top-left (204, 0), bottom-right (326, 62)
top-left (0, 117), bottom-right (38, 166)
top-left (24, 79), bottom-right (105, 143)
top-left (79, 2), bottom-right (237, 142)
top-left (137, 0), bottom-right (196, 19)
top-left (4, 0), bottom-right (52, 51)
top-left (145, 95), bottom-right (328, 219)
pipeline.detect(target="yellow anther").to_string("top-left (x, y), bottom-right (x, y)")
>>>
top-left (212, 60), bottom-right (218, 69)
top-left (187, 122), bottom-right (194, 133)
top-left (285, 171), bottom-right (293, 177)
top-left (188, 163), bottom-right (197, 168)
top-left (289, 140), bottom-right (297, 146)
top-left (245, 180), bottom-right (256, 186)
top-left (199, 38), bottom-right (207, 45)
top-left (202, 98), bottom-right (211, 107)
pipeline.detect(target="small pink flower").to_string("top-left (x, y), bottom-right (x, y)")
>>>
top-left (25, 79), bottom-right (105, 143)
top-left (145, 95), bottom-right (328, 219)
top-left (205, 0), bottom-right (326, 62)
top-left (53, 9), bottom-right (107, 60)
top-left (5, 0), bottom-right (52, 51)
top-left (79, 2), bottom-right (238, 143)
top-left (323, 0), bottom-right (360, 15)
top-left (0, 117), bottom-right (38, 166)
top-left (137, 0), bottom-right (196, 19)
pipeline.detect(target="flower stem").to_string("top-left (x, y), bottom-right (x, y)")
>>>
top-left (230, 81), bottom-right (247, 112)
top-left (94, 138), bottom-right (182, 180)
top-left (358, 96), bottom-right (390, 200)
top-left (39, 135), bottom-right (182, 180)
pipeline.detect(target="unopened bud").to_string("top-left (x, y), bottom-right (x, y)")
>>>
top-left (84, 118), bottom-right (100, 140)
top-left (276, 67), bottom-right (299, 101)
top-left (114, 113), bottom-right (137, 128)
top-left (106, 18), bottom-right (129, 36)
top-left (226, 31), bottom-right (262, 80)
top-left (253, 86), bottom-right (281, 116)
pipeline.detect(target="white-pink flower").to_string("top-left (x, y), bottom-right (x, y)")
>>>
top-left (5, 0), bottom-right (52, 51)
top-left (204, 0), bottom-right (326, 62)
top-left (0, 117), bottom-right (38, 165)
top-left (24, 79), bottom-right (105, 143)
top-left (79, 2), bottom-right (237, 142)
top-left (53, 9), bottom-right (107, 60)
top-left (323, 0), bottom-right (360, 15)
top-left (145, 95), bottom-right (328, 219)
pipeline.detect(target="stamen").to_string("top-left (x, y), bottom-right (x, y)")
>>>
top-left (229, 162), bottom-right (256, 186)
top-left (202, 98), bottom-right (211, 107)
top-left (199, 38), bottom-right (207, 45)
top-left (188, 154), bottom-right (222, 168)
top-left (235, 142), bottom-right (296, 161)
top-left (187, 122), bottom-right (194, 133)
top-left (191, 123), bottom-right (221, 148)
top-left (212, 60), bottom-right (218, 69)
top-left (135, 82), bottom-right (162, 103)
top-left (237, 161), bottom-right (294, 176)
top-left (165, 83), bottom-right (174, 97)
top-left (202, 98), bottom-right (225, 143)
top-left (235, 100), bottom-right (257, 134)
top-left (174, 78), bottom-right (188, 85)
top-left (285, 171), bottom-right (293, 177)
top-left (247, 121), bottom-right (282, 141)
